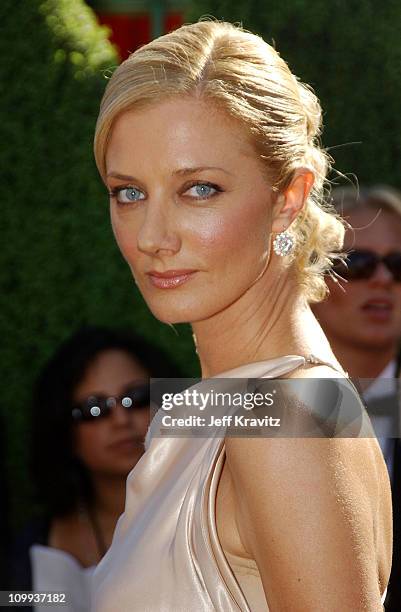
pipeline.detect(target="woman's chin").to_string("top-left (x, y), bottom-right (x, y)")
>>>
top-left (151, 311), bottom-right (196, 325)
top-left (146, 301), bottom-right (210, 325)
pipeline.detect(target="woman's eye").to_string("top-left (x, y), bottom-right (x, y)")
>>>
top-left (185, 182), bottom-right (221, 200)
top-left (109, 186), bottom-right (145, 204)
top-left (108, 181), bottom-right (222, 204)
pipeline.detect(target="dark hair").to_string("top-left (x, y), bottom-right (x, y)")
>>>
top-left (31, 325), bottom-right (181, 517)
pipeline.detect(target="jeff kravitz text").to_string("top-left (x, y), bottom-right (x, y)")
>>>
top-left (161, 414), bottom-right (281, 428)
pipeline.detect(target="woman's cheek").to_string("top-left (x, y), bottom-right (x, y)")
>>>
top-left (188, 212), bottom-right (242, 254)
top-left (74, 425), bottom-right (106, 467)
top-left (111, 215), bottom-right (138, 264)
top-left (201, 210), bottom-right (266, 264)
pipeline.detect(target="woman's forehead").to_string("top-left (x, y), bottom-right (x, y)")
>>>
top-left (345, 208), bottom-right (401, 250)
top-left (105, 98), bottom-right (256, 172)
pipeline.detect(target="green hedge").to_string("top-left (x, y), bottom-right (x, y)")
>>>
top-left (185, 0), bottom-right (401, 189)
top-left (0, 0), bottom-right (198, 531)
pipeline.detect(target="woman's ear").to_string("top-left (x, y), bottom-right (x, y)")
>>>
top-left (272, 169), bottom-right (314, 233)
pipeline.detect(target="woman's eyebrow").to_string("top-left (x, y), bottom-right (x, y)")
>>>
top-left (107, 172), bottom-right (137, 181)
top-left (174, 166), bottom-right (233, 176)
top-left (107, 166), bottom-right (233, 180)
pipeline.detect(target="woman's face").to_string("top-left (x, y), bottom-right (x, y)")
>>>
top-left (313, 208), bottom-right (401, 351)
top-left (73, 349), bottom-right (150, 477)
top-left (105, 97), bottom-right (277, 324)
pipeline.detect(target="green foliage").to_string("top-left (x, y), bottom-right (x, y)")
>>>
top-left (0, 0), bottom-right (198, 530)
top-left (185, 0), bottom-right (401, 188)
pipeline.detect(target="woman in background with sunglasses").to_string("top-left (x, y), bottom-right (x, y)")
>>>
top-left (8, 325), bottom-right (180, 611)
top-left (313, 185), bottom-right (401, 392)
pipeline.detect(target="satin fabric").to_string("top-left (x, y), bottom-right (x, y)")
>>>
top-left (90, 355), bottom-right (385, 611)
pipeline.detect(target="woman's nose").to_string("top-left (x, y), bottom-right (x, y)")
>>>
top-left (137, 201), bottom-right (181, 256)
top-left (110, 401), bottom-right (131, 425)
top-left (369, 261), bottom-right (394, 285)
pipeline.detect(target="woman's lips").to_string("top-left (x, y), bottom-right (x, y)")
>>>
top-left (147, 270), bottom-right (197, 289)
top-left (361, 298), bottom-right (394, 322)
top-left (108, 437), bottom-right (144, 452)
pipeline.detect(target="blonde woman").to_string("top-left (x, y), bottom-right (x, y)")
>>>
top-left (90, 20), bottom-right (391, 611)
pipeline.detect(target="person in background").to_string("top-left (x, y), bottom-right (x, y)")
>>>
top-left (312, 185), bottom-right (401, 610)
top-left (8, 325), bottom-right (181, 610)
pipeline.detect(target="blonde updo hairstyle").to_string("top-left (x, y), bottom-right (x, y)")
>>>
top-left (94, 19), bottom-right (346, 303)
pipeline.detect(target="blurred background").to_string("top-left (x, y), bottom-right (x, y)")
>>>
top-left (1, 0), bottom-right (400, 549)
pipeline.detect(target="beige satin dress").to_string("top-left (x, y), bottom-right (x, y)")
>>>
top-left (90, 355), bottom-right (385, 611)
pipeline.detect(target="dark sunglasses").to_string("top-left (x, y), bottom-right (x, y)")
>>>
top-left (71, 382), bottom-right (150, 422)
top-left (332, 249), bottom-right (401, 282)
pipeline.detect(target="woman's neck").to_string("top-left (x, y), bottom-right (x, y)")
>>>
top-left (192, 272), bottom-right (335, 377)
top-left (90, 473), bottom-right (127, 525)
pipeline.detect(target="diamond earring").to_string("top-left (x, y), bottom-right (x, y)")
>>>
top-left (272, 230), bottom-right (295, 257)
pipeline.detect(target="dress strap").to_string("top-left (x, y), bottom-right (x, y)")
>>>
top-left (304, 353), bottom-right (349, 378)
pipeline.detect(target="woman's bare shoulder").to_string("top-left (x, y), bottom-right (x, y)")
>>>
top-left (224, 402), bottom-right (392, 607)
top-left (280, 363), bottom-right (392, 481)
top-left (227, 362), bottom-right (392, 537)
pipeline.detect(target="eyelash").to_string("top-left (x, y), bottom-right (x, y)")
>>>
top-left (108, 181), bottom-right (223, 206)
